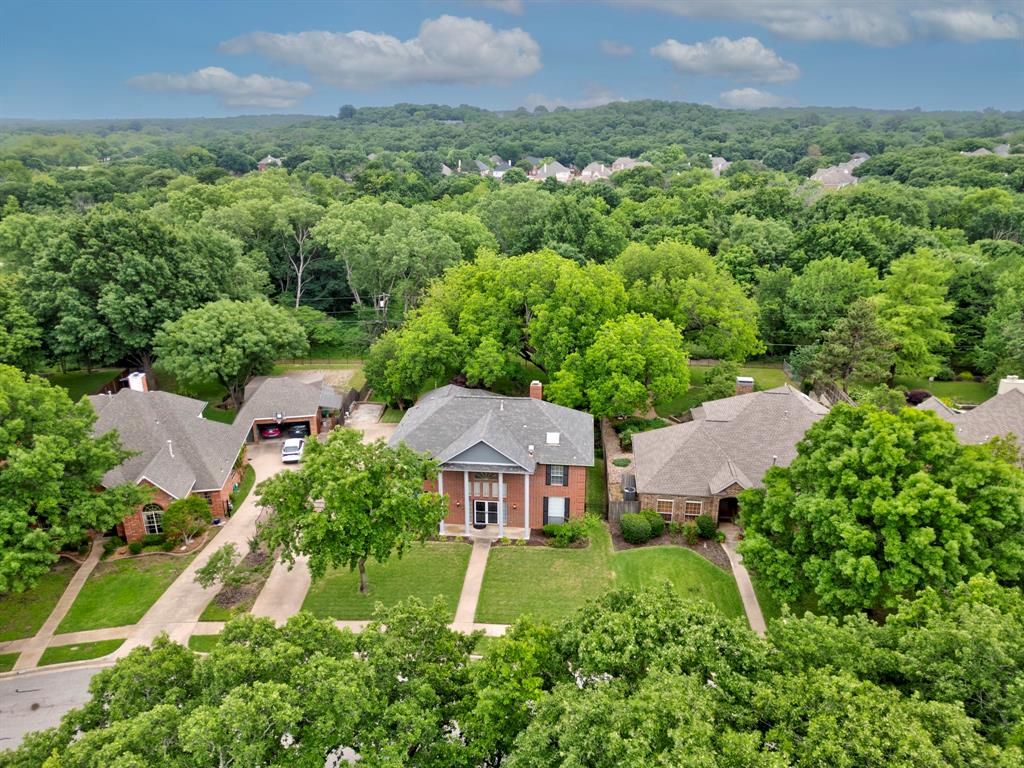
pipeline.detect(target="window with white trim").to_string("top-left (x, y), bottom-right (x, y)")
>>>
top-left (545, 496), bottom-right (567, 525)
top-left (656, 498), bottom-right (674, 522)
top-left (548, 464), bottom-right (567, 486)
top-left (143, 504), bottom-right (164, 535)
top-left (684, 499), bottom-right (703, 520)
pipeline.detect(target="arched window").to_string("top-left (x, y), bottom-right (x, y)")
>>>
top-left (142, 504), bottom-right (164, 535)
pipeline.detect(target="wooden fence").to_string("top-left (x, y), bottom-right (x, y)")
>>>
top-left (607, 501), bottom-right (640, 523)
top-left (337, 383), bottom-right (371, 426)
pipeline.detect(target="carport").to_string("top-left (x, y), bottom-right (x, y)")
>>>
top-left (236, 377), bottom-right (341, 444)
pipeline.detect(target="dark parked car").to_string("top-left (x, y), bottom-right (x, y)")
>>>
top-left (285, 423), bottom-right (310, 438)
top-left (258, 425), bottom-right (282, 439)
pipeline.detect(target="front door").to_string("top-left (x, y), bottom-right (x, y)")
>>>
top-left (474, 500), bottom-right (499, 526)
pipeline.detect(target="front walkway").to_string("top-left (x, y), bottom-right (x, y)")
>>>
top-left (719, 523), bottom-right (766, 636)
top-left (452, 540), bottom-right (491, 628)
top-left (11, 541), bottom-right (105, 670)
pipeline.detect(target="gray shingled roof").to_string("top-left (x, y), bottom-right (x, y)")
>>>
top-left (389, 385), bottom-right (594, 470)
top-left (917, 390), bottom-right (1024, 448)
top-left (88, 390), bottom-right (241, 497)
top-left (633, 385), bottom-right (828, 497)
top-left (235, 376), bottom-right (336, 436)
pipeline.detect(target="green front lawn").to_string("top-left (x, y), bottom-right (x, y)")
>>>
top-left (0, 652), bottom-right (18, 672)
top-left (477, 520), bottom-right (742, 624)
top-left (894, 377), bottom-right (991, 404)
top-left (44, 368), bottom-right (121, 401)
top-left (0, 559), bottom-right (78, 641)
top-left (39, 639), bottom-right (124, 666)
top-left (57, 554), bottom-right (194, 633)
top-left (230, 464), bottom-right (256, 509)
top-left (188, 634), bottom-right (221, 653)
top-left (302, 542), bottom-right (472, 621)
top-left (655, 364), bottom-right (791, 418)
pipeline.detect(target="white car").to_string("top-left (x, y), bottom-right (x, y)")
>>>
top-left (281, 438), bottom-right (304, 464)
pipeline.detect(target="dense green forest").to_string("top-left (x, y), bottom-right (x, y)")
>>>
top-left (2, 100), bottom-right (1024, 411)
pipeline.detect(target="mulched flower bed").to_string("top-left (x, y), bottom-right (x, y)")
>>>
top-left (491, 535), bottom-right (589, 549)
top-left (610, 528), bottom-right (732, 572)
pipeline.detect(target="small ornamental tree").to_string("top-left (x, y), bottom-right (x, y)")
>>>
top-left (256, 428), bottom-right (447, 593)
top-left (162, 496), bottom-right (212, 546)
top-left (195, 543), bottom-right (243, 590)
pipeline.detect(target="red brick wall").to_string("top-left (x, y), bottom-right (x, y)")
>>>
top-left (119, 468), bottom-right (243, 542)
top-left (427, 463), bottom-right (587, 531)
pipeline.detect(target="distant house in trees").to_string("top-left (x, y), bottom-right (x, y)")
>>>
top-left (917, 376), bottom-right (1024, 453)
top-left (710, 156), bottom-right (731, 176)
top-left (611, 156), bottom-right (652, 172)
top-left (257, 155), bottom-right (283, 171)
top-left (389, 381), bottom-right (594, 539)
top-left (491, 159), bottom-right (514, 179)
top-left (524, 155), bottom-right (543, 168)
top-left (810, 153), bottom-right (869, 190)
top-left (632, 385), bottom-right (828, 525)
top-left (960, 147), bottom-right (993, 156)
top-left (580, 161), bottom-right (613, 183)
top-left (441, 163), bottom-right (454, 176)
top-left (531, 160), bottom-right (572, 183)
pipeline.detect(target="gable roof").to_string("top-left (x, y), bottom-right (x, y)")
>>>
top-left (235, 376), bottom-right (339, 434)
top-left (633, 385), bottom-right (828, 498)
top-left (917, 389), bottom-right (1024, 448)
top-left (88, 389), bottom-right (241, 497)
top-left (534, 161), bottom-right (570, 178)
top-left (389, 385), bottom-right (594, 471)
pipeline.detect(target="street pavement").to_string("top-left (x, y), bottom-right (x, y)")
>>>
top-left (0, 665), bottom-right (105, 749)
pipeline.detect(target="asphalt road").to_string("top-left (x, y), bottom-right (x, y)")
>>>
top-left (0, 665), bottom-right (105, 750)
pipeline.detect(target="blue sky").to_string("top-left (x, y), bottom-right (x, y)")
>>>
top-left (2, 1), bottom-right (1022, 119)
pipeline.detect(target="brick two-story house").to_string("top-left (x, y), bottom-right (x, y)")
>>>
top-left (388, 381), bottom-right (594, 539)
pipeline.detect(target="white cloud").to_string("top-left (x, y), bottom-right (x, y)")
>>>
top-left (719, 87), bottom-right (792, 109)
top-left (913, 8), bottom-right (1021, 42)
top-left (600, 39), bottom-right (634, 57)
top-left (128, 67), bottom-right (312, 108)
top-left (473, 0), bottom-right (525, 14)
top-left (522, 87), bottom-right (624, 111)
top-left (221, 15), bottom-right (541, 88)
top-left (651, 36), bottom-right (800, 83)
top-left (616, 1), bottom-right (1024, 46)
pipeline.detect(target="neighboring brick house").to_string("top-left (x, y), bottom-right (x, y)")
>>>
top-left (88, 388), bottom-right (244, 542)
top-left (388, 381), bottom-right (594, 539)
top-left (632, 385), bottom-right (828, 526)
top-left (917, 377), bottom-right (1024, 453)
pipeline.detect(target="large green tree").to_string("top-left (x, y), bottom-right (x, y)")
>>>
top-left (785, 256), bottom-right (880, 344)
top-left (153, 298), bottom-right (308, 408)
top-left (256, 428), bottom-right (447, 592)
top-left (0, 366), bottom-right (148, 593)
top-left (876, 249), bottom-right (954, 377)
top-left (812, 298), bottom-right (895, 391)
top-left (548, 313), bottom-right (690, 417)
top-left (0, 275), bottom-right (41, 370)
top-left (740, 404), bottom-right (1024, 617)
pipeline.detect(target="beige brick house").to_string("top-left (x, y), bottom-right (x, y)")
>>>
top-left (632, 385), bottom-right (828, 525)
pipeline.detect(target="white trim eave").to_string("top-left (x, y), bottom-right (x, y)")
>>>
top-left (136, 474), bottom-right (191, 500)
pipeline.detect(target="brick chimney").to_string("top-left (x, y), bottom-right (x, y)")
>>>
top-left (127, 371), bottom-right (149, 392)
top-left (735, 376), bottom-right (754, 395)
top-left (529, 380), bottom-right (543, 400)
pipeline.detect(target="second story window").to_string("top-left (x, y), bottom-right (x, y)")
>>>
top-left (546, 464), bottom-right (567, 486)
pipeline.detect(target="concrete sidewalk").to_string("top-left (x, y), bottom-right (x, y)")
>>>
top-left (251, 556), bottom-right (311, 624)
top-left (720, 524), bottom-right (766, 637)
top-left (12, 540), bottom-right (105, 670)
top-left (453, 539), bottom-right (491, 627)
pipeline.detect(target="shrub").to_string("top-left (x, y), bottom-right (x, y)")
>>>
top-left (668, 521), bottom-right (685, 535)
top-left (683, 523), bottom-right (699, 545)
top-left (703, 361), bottom-right (742, 401)
top-left (618, 428), bottom-right (637, 451)
top-left (543, 520), bottom-right (586, 547)
top-left (695, 514), bottom-right (717, 539)
top-left (620, 513), bottom-right (651, 544)
top-left (103, 537), bottom-right (125, 556)
top-left (161, 540), bottom-right (176, 552)
top-left (611, 458), bottom-right (631, 468)
top-left (140, 533), bottom-right (166, 547)
top-left (640, 509), bottom-right (665, 537)
top-left (163, 496), bottom-right (212, 545)
top-left (958, 371), bottom-right (975, 381)
top-left (128, 540), bottom-right (143, 555)
top-left (905, 389), bottom-right (932, 406)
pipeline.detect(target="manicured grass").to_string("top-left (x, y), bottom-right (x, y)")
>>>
top-left (230, 464), bottom-right (256, 509)
top-left (586, 458), bottom-right (607, 517)
top-left (39, 639), bottom-right (124, 666)
top-left (0, 559), bottom-right (78, 641)
top-left (154, 365), bottom-right (234, 422)
top-left (0, 652), bottom-right (18, 672)
top-left (655, 364), bottom-right (791, 418)
top-left (57, 554), bottom-right (194, 633)
top-left (198, 600), bottom-right (233, 622)
top-left (302, 542), bottom-right (472, 621)
top-left (202, 405), bottom-right (237, 424)
top-left (477, 520), bottom-right (743, 624)
top-left (894, 377), bottom-right (992, 404)
top-left (44, 368), bottom-right (121, 401)
top-left (188, 634), bottom-right (221, 653)
top-left (380, 406), bottom-right (406, 423)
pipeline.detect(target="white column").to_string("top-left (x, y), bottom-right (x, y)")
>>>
top-left (437, 472), bottom-right (445, 536)
top-left (498, 471), bottom-right (505, 538)
top-left (463, 470), bottom-right (471, 535)
top-left (523, 472), bottom-right (531, 540)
